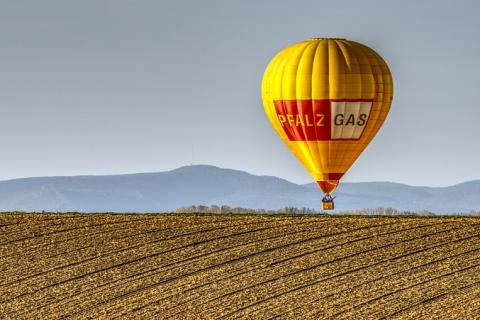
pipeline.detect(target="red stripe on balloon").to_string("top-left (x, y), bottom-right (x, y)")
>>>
top-left (324, 173), bottom-right (344, 180)
top-left (274, 100), bottom-right (331, 141)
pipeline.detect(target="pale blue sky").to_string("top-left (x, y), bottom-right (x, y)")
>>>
top-left (1, 0), bottom-right (479, 186)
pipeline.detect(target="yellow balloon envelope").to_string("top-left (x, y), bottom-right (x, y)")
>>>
top-left (262, 38), bottom-right (393, 205)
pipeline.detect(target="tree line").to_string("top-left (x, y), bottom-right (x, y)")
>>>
top-left (174, 205), bottom-right (443, 215)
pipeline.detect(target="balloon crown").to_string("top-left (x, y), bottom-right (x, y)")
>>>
top-left (309, 37), bottom-right (346, 40)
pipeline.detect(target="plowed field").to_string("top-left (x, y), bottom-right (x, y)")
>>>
top-left (1, 213), bottom-right (480, 319)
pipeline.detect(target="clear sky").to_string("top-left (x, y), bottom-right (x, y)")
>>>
top-left (1, 0), bottom-right (479, 186)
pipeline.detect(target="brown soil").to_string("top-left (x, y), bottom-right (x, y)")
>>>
top-left (1, 213), bottom-right (479, 319)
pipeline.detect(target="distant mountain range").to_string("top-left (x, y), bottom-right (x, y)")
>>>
top-left (0, 165), bottom-right (478, 214)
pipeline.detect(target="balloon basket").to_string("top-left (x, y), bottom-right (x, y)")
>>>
top-left (322, 194), bottom-right (335, 210)
top-left (322, 200), bottom-right (334, 210)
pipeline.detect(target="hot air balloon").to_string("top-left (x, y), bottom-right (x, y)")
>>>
top-left (261, 38), bottom-right (393, 210)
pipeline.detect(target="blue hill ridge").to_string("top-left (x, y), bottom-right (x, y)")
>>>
top-left (0, 165), bottom-right (478, 213)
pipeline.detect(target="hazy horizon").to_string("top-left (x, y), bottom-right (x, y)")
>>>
top-left (1, 0), bottom-right (479, 187)
top-left (1, 163), bottom-right (478, 188)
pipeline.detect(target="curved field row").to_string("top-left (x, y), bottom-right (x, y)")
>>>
top-left (0, 214), bottom-right (479, 319)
